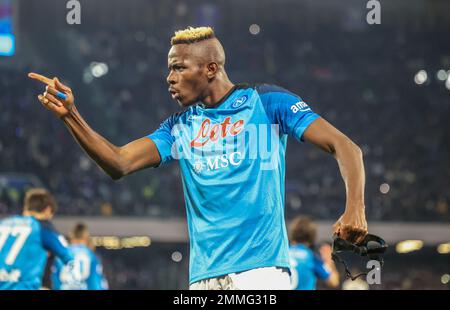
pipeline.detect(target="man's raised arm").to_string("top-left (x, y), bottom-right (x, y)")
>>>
top-left (28, 73), bottom-right (161, 180)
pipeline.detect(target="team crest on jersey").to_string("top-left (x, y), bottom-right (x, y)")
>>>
top-left (232, 95), bottom-right (248, 108)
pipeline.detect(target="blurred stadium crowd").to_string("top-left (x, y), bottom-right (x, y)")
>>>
top-left (1, 0), bottom-right (449, 222)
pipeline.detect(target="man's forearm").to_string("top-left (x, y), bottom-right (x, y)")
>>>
top-left (333, 137), bottom-right (366, 212)
top-left (303, 118), bottom-right (368, 241)
top-left (61, 106), bottom-right (125, 179)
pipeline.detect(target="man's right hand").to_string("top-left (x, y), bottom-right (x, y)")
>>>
top-left (28, 73), bottom-right (162, 178)
top-left (28, 73), bottom-right (75, 118)
top-left (319, 243), bottom-right (333, 263)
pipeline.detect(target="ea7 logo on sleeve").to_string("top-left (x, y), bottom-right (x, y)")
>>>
top-left (290, 101), bottom-right (311, 114)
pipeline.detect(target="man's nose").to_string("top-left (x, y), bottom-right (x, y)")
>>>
top-left (167, 71), bottom-right (176, 85)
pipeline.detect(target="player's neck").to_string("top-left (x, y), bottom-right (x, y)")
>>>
top-left (23, 210), bottom-right (51, 221)
top-left (201, 77), bottom-right (235, 108)
top-left (71, 240), bottom-right (88, 245)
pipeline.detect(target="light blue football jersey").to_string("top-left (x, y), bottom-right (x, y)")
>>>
top-left (148, 84), bottom-right (320, 284)
top-left (51, 244), bottom-right (108, 290)
top-left (0, 215), bottom-right (73, 290)
top-left (289, 244), bottom-right (331, 290)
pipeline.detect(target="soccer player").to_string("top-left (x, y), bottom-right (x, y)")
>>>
top-left (29, 26), bottom-right (368, 290)
top-left (288, 216), bottom-right (340, 290)
top-left (0, 188), bottom-right (73, 290)
top-left (51, 222), bottom-right (108, 290)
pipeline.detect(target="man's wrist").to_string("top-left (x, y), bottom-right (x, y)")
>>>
top-left (344, 201), bottom-right (365, 212)
top-left (60, 105), bottom-right (77, 121)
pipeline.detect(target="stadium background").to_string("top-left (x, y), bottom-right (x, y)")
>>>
top-left (1, 0), bottom-right (449, 289)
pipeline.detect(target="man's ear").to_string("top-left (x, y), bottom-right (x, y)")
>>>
top-left (44, 205), bottom-right (54, 219)
top-left (206, 62), bottom-right (219, 80)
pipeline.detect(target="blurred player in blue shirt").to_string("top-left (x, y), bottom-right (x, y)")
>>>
top-left (289, 216), bottom-right (340, 290)
top-left (51, 222), bottom-right (108, 290)
top-left (0, 188), bottom-right (73, 290)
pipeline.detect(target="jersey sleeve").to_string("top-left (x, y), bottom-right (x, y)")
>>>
top-left (88, 253), bottom-right (107, 290)
top-left (313, 255), bottom-right (332, 280)
top-left (40, 221), bottom-right (73, 264)
top-left (146, 113), bottom-right (180, 165)
top-left (257, 84), bottom-right (320, 142)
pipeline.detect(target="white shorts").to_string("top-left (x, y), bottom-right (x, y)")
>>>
top-left (189, 266), bottom-right (291, 290)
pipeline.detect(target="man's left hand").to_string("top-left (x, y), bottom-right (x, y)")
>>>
top-left (332, 208), bottom-right (368, 245)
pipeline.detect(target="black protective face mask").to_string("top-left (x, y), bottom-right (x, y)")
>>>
top-left (331, 234), bottom-right (388, 281)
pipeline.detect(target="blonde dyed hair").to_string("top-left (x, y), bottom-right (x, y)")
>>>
top-left (171, 26), bottom-right (215, 45)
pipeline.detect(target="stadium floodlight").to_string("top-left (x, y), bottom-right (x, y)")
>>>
top-left (249, 24), bottom-right (261, 35)
top-left (396, 240), bottom-right (423, 254)
top-left (441, 274), bottom-right (450, 284)
top-left (414, 70), bottom-right (428, 85)
top-left (436, 69), bottom-right (448, 81)
top-left (171, 251), bottom-right (183, 262)
top-left (379, 183), bottom-right (390, 194)
top-left (90, 62), bottom-right (109, 78)
top-left (437, 242), bottom-right (450, 254)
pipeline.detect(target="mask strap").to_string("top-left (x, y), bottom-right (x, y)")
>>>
top-left (331, 253), bottom-right (368, 281)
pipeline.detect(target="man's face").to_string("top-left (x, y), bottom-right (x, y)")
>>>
top-left (166, 44), bottom-right (209, 107)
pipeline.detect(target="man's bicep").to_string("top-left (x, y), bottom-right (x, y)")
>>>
top-left (302, 117), bottom-right (347, 153)
top-left (119, 137), bottom-right (162, 174)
